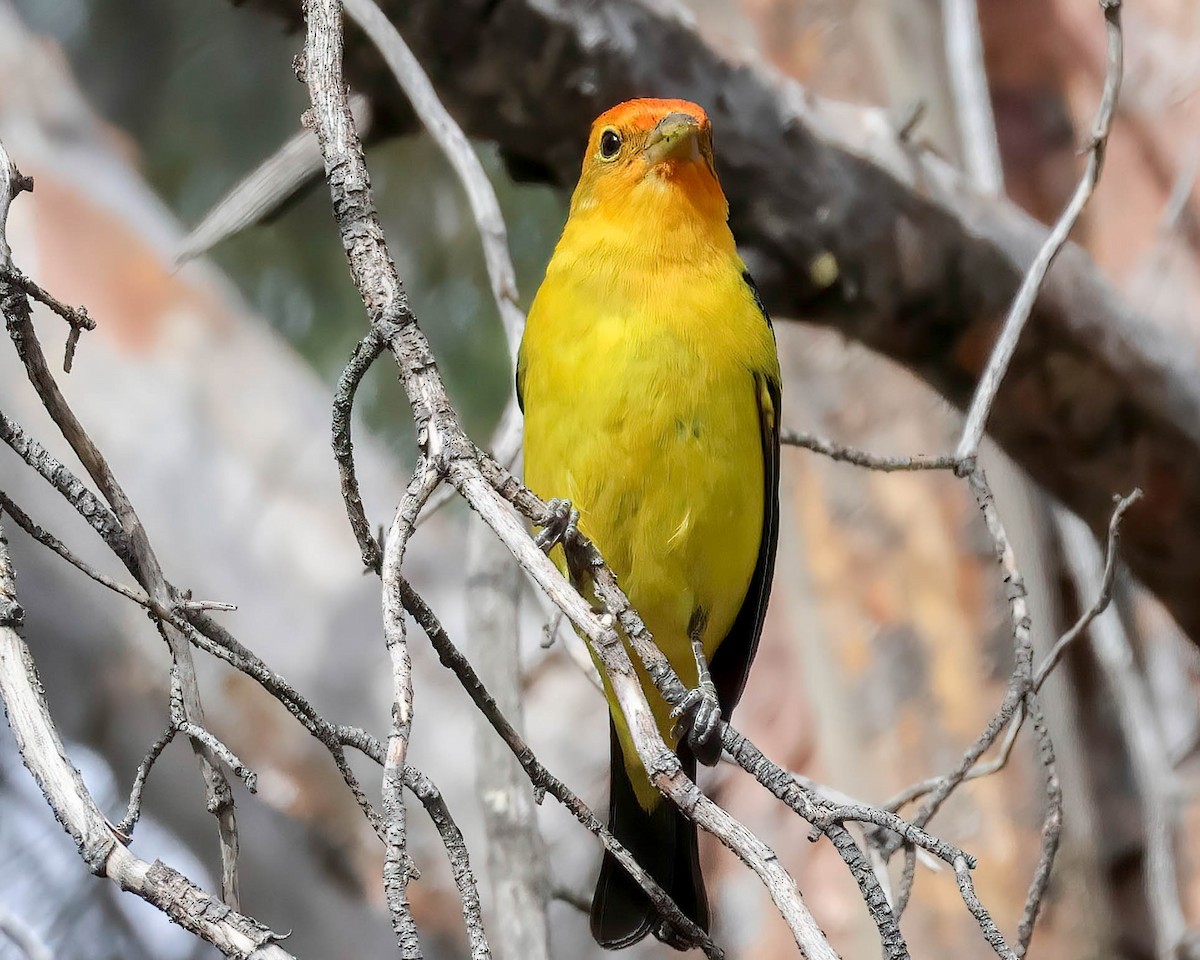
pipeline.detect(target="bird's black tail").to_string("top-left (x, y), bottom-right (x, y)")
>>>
top-left (590, 721), bottom-right (709, 950)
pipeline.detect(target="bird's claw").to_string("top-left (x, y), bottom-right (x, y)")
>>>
top-left (535, 497), bottom-right (579, 554)
top-left (671, 681), bottom-right (723, 766)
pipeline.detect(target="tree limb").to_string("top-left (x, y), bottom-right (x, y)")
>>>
top-left (0, 140), bottom-right (244, 907)
top-left (245, 0), bottom-right (1200, 642)
top-left (0, 517), bottom-right (294, 960)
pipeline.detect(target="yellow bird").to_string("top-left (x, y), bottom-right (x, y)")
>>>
top-left (518, 98), bottom-right (780, 950)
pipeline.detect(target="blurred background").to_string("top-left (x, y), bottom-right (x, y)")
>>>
top-left (1, 0), bottom-right (1199, 958)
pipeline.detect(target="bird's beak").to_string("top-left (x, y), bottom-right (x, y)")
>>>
top-left (643, 112), bottom-right (703, 166)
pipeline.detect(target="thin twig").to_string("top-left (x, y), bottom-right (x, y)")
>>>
top-left (332, 327), bottom-right (386, 573)
top-left (380, 461), bottom-right (443, 956)
top-left (115, 723), bottom-right (177, 838)
top-left (782, 429), bottom-right (959, 472)
top-left (955, 858), bottom-right (1018, 960)
top-left (1, 142), bottom-right (243, 905)
top-left (0, 149), bottom-right (91, 374)
top-left (2, 266), bottom-right (95, 372)
top-left (1033, 490), bottom-right (1142, 690)
top-left (167, 666), bottom-right (258, 794)
top-left (1056, 508), bottom-right (1186, 960)
top-left (399, 580), bottom-right (724, 959)
top-left (404, 766), bottom-right (492, 960)
top-left (0, 414), bottom-right (133, 564)
top-left (955, 0), bottom-right (1125, 463)
top-left (0, 518), bottom-right (293, 959)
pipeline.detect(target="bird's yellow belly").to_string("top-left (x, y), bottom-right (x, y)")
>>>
top-left (523, 320), bottom-right (763, 804)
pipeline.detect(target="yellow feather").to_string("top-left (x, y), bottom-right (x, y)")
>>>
top-left (520, 101), bottom-right (779, 811)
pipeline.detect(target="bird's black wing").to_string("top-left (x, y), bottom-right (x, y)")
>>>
top-left (515, 351), bottom-right (525, 414)
top-left (709, 273), bottom-right (780, 716)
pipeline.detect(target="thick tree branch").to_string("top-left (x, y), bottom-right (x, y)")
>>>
top-left (244, 0), bottom-right (1200, 642)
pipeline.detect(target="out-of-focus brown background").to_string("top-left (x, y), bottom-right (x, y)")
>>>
top-left (1, 0), bottom-right (1199, 958)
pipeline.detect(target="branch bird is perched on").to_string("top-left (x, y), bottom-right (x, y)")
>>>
top-left (519, 99), bottom-right (781, 950)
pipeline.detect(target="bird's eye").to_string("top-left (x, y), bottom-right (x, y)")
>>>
top-left (598, 129), bottom-right (622, 160)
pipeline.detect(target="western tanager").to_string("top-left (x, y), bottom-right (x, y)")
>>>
top-left (518, 98), bottom-right (780, 950)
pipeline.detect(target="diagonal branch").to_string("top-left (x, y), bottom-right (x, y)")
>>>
top-left (955, 0), bottom-right (1125, 464)
top-left (300, 1), bottom-right (839, 954)
top-left (0, 517), bottom-right (294, 960)
top-left (0, 140), bottom-right (244, 907)
top-left (242, 0), bottom-right (1200, 643)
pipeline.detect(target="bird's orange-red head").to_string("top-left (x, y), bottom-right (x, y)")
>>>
top-left (569, 99), bottom-right (726, 223)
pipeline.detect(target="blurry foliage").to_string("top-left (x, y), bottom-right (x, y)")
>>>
top-left (14, 0), bottom-right (566, 453)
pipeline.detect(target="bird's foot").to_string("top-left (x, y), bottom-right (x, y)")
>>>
top-left (534, 497), bottom-right (579, 554)
top-left (671, 680), bottom-right (723, 766)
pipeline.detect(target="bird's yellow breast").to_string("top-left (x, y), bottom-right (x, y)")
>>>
top-left (521, 220), bottom-right (776, 805)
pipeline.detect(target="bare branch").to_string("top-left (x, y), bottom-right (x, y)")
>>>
top-left (115, 723), bottom-right (177, 838)
top-left (954, 858), bottom-right (1017, 960)
top-left (1033, 490), bottom-right (1143, 690)
top-left (380, 461), bottom-right (443, 955)
top-left (0, 266), bottom-right (94, 372)
top-left (170, 672), bottom-right (259, 797)
top-left (1056, 508), bottom-right (1187, 960)
top-left (399, 580), bottom-right (722, 957)
top-left (0, 145), bottom-right (244, 905)
top-left (941, 0), bottom-right (1004, 194)
top-left (177, 94), bottom-right (373, 264)
top-left (332, 327), bottom-right (386, 572)
top-left (0, 518), bottom-right (294, 960)
top-left (955, 0), bottom-right (1124, 463)
top-left (781, 429), bottom-right (958, 473)
top-left (0, 414), bottom-right (133, 564)
top-left (0, 905), bottom-right (52, 960)
top-left (404, 767), bottom-right (492, 960)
